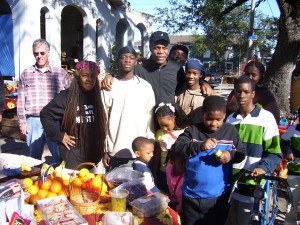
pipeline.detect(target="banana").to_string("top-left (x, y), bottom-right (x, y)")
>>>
top-left (54, 161), bottom-right (71, 181)
top-left (21, 163), bottom-right (32, 172)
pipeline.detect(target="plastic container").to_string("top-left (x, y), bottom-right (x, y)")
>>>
top-left (103, 212), bottom-right (134, 225)
top-left (115, 178), bottom-right (149, 202)
top-left (109, 188), bottom-right (129, 212)
top-left (129, 192), bottom-right (170, 217)
top-left (36, 195), bottom-right (88, 225)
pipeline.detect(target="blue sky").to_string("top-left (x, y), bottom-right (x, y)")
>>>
top-left (129, 0), bottom-right (280, 32)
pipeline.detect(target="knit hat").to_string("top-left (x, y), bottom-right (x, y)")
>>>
top-left (185, 58), bottom-right (206, 76)
top-left (149, 31), bottom-right (170, 44)
top-left (170, 44), bottom-right (189, 56)
top-left (117, 46), bottom-right (137, 59)
top-left (75, 60), bottom-right (100, 74)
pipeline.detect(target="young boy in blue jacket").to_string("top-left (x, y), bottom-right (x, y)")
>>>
top-left (171, 95), bottom-right (246, 225)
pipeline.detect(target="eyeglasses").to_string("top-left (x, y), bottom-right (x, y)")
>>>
top-left (33, 52), bottom-right (46, 57)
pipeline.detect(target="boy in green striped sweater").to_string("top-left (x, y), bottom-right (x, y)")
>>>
top-left (225, 76), bottom-right (282, 225)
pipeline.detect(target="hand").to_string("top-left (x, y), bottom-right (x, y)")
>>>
top-left (101, 74), bottom-right (114, 91)
top-left (102, 152), bottom-right (111, 167)
top-left (216, 150), bottom-right (231, 164)
top-left (0, 114), bottom-right (2, 123)
top-left (201, 138), bottom-right (217, 150)
top-left (20, 123), bottom-right (28, 135)
top-left (200, 82), bottom-right (215, 97)
top-left (250, 167), bottom-right (266, 177)
top-left (286, 153), bottom-right (294, 161)
top-left (62, 133), bottom-right (76, 150)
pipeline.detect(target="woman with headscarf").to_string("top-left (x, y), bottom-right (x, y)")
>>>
top-left (40, 61), bottom-right (107, 169)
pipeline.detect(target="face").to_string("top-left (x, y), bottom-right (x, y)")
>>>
top-left (33, 44), bottom-right (50, 68)
top-left (118, 53), bottom-right (137, 73)
top-left (170, 49), bottom-right (187, 65)
top-left (170, 157), bottom-right (186, 175)
top-left (151, 41), bottom-right (169, 66)
top-left (185, 69), bottom-right (203, 88)
top-left (244, 66), bottom-right (262, 85)
top-left (202, 111), bottom-right (225, 132)
top-left (136, 143), bottom-right (154, 163)
top-left (157, 115), bottom-right (176, 132)
top-left (234, 83), bottom-right (255, 109)
top-left (78, 69), bottom-right (98, 92)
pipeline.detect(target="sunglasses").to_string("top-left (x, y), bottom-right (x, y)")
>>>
top-left (34, 52), bottom-right (47, 57)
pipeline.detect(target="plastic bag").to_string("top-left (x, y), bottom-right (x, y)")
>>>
top-left (105, 167), bottom-right (144, 189)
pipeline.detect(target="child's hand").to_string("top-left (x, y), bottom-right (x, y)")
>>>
top-left (201, 138), bottom-right (217, 150)
top-left (216, 150), bottom-right (231, 164)
top-left (286, 153), bottom-right (294, 161)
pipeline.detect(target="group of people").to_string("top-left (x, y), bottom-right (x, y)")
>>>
top-left (16, 31), bottom-right (299, 225)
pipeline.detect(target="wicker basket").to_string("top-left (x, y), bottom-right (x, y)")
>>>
top-left (70, 190), bottom-right (100, 215)
top-left (69, 162), bottom-right (100, 215)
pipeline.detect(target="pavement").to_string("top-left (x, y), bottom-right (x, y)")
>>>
top-left (0, 82), bottom-right (298, 224)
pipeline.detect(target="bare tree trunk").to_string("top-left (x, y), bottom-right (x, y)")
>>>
top-left (264, 0), bottom-right (300, 117)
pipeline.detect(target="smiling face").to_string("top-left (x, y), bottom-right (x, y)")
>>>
top-left (33, 43), bottom-right (50, 68)
top-left (202, 111), bottom-right (225, 132)
top-left (244, 65), bottom-right (263, 85)
top-left (78, 69), bottom-right (98, 92)
top-left (150, 41), bottom-right (169, 66)
top-left (234, 82), bottom-right (255, 109)
top-left (170, 49), bottom-right (188, 65)
top-left (185, 68), bottom-right (203, 89)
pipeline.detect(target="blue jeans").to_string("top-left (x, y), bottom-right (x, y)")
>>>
top-left (26, 117), bottom-right (60, 164)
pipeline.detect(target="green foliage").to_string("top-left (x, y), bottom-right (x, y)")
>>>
top-left (154, 0), bottom-right (278, 65)
top-left (108, 43), bottom-right (118, 75)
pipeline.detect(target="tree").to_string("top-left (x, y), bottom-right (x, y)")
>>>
top-left (154, 0), bottom-right (300, 116)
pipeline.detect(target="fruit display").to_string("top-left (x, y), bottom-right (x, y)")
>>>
top-left (22, 161), bottom-right (107, 206)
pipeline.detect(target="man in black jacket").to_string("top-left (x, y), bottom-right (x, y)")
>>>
top-left (102, 31), bottom-right (212, 105)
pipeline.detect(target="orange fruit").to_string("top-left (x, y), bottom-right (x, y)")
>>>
top-left (101, 181), bottom-right (109, 193)
top-left (28, 185), bottom-right (39, 195)
top-left (50, 181), bottom-right (63, 194)
top-left (72, 177), bottom-right (83, 188)
top-left (23, 178), bottom-right (33, 189)
top-left (37, 189), bottom-right (48, 199)
top-left (41, 179), bottom-right (52, 190)
top-left (29, 194), bottom-right (40, 205)
top-left (79, 168), bottom-right (89, 178)
top-left (46, 191), bottom-right (58, 198)
top-left (91, 176), bottom-right (102, 188)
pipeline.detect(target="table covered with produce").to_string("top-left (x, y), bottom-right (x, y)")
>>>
top-left (0, 160), bottom-right (181, 225)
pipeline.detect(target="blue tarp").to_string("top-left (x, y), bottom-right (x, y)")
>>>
top-left (0, 14), bottom-right (15, 77)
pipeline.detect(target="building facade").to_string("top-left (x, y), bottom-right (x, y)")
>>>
top-left (1, 0), bottom-right (152, 80)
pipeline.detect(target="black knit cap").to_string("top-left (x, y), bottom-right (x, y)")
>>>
top-left (170, 44), bottom-right (189, 55)
top-left (118, 46), bottom-right (137, 59)
top-left (149, 31), bottom-right (170, 44)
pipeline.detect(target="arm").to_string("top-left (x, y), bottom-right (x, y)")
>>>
top-left (226, 90), bottom-right (236, 118)
top-left (40, 91), bottom-right (68, 142)
top-left (281, 128), bottom-right (294, 160)
top-left (200, 81), bottom-right (215, 96)
top-left (100, 74), bottom-right (115, 91)
top-left (257, 116), bottom-right (282, 173)
top-left (171, 126), bottom-right (203, 157)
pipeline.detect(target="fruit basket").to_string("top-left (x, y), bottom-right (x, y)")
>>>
top-left (68, 162), bottom-right (101, 215)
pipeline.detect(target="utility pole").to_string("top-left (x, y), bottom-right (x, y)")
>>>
top-left (247, 0), bottom-right (256, 61)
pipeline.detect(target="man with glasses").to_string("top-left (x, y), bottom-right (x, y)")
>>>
top-left (17, 39), bottom-right (72, 164)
